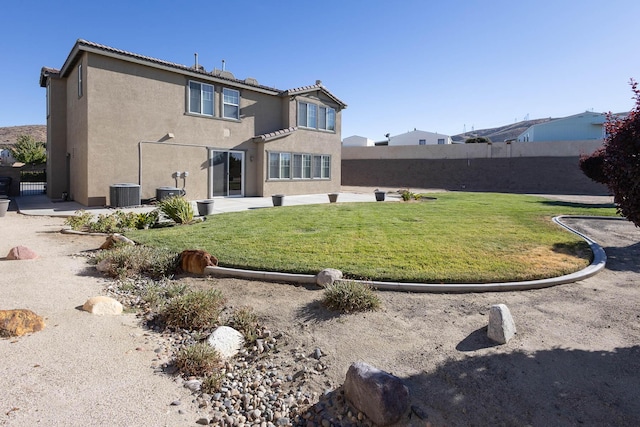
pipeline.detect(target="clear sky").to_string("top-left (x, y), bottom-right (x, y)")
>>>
top-left (1, 0), bottom-right (638, 140)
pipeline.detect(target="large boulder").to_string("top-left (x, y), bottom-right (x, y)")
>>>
top-left (487, 304), bottom-right (517, 344)
top-left (6, 246), bottom-right (38, 260)
top-left (344, 362), bottom-right (410, 426)
top-left (316, 268), bottom-right (343, 287)
top-left (82, 296), bottom-right (123, 315)
top-left (207, 326), bottom-right (244, 359)
top-left (0, 309), bottom-right (45, 337)
top-left (180, 249), bottom-right (218, 274)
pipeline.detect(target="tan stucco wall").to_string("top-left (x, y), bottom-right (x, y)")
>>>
top-left (46, 77), bottom-right (68, 199)
top-left (342, 140), bottom-right (604, 160)
top-left (67, 54), bottom-right (89, 204)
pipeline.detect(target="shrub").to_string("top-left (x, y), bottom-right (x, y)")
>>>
top-left (399, 189), bottom-right (422, 201)
top-left (174, 343), bottom-right (222, 377)
top-left (161, 289), bottom-right (226, 331)
top-left (65, 210), bottom-right (93, 231)
top-left (201, 372), bottom-right (225, 394)
top-left (227, 306), bottom-right (260, 344)
top-left (322, 281), bottom-right (381, 313)
top-left (578, 147), bottom-right (608, 184)
top-left (94, 245), bottom-right (179, 279)
top-left (135, 210), bottom-right (159, 229)
top-left (601, 79), bottom-right (640, 226)
top-left (10, 135), bottom-right (46, 164)
top-left (158, 196), bottom-right (194, 224)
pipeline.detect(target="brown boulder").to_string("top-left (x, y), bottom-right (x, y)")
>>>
top-left (180, 249), bottom-right (218, 274)
top-left (0, 309), bottom-right (46, 337)
top-left (6, 246), bottom-right (38, 260)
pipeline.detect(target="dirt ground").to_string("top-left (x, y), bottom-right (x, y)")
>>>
top-left (2, 209), bottom-right (640, 426)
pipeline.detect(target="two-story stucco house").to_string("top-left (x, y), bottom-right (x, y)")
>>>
top-left (40, 39), bottom-right (346, 206)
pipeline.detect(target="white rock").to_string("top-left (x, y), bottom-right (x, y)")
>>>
top-left (316, 268), bottom-right (343, 287)
top-left (487, 304), bottom-right (517, 344)
top-left (207, 326), bottom-right (245, 359)
top-left (82, 296), bottom-right (123, 315)
top-left (96, 259), bottom-right (112, 273)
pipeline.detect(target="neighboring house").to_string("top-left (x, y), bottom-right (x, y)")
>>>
top-left (0, 148), bottom-right (15, 165)
top-left (516, 111), bottom-right (625, 142)
top-left (342, 135), bottom-right (374, 147)
top-left (40, 39), bottom-right (346, 206)
top-left (388, 129), bottom-right (452, 146)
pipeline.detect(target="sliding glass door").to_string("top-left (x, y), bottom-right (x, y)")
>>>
top-left (210, 150), bottom-right (244, 197)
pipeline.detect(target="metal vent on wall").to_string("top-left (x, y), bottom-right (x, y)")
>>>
top-left (109, 183), bottom-right (141, 208)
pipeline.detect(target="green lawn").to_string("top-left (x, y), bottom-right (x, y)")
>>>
top-left (126, 192), bottom-right (618, 283)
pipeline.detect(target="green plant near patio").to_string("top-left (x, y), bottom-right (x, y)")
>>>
top-left (65, 209), bottom-right (159, 233)
top-left (125, 192), bottom-right (618, 283)
top-left (158, 196), bottom-right (194, 224)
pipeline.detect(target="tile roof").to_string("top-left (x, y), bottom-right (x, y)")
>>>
top-left (43, 39), bottom-right (346, 108)
top-left (252, 127), bottom-right (298, 142)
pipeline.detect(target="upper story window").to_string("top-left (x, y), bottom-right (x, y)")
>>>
top-left (298, 101), bottom-right (318, 129)
top-left (419, 139), bottom-right (426, 145)
top-left (319, 106), bottom-right (336, 131)
top-left (189, 81), bottom-right (214, 116)
top-left (223, 88), bottom-right (240, 119)
top-left (437, 138), bottom-right (445, 144)
top-left (77, 64), bottom-right (83, 98)
top-left (299, 101), bottom-right (335, 131)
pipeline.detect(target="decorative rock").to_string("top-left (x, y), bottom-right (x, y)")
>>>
top-left (99, 233), bottom-right (135, 250)
top-left (343, 362), bottom-right (410, 426)
top-left (179, 249), bottom-right (218, 274)
top-left (0, 309), bottom-right (45, 337)
top-left (487, 304), bottom-right (517, 344)
top-left (316, 268), bottom-right (343, 287)
top-left (6, 246), bottom-right (38, 260)
top-left (207, 326), bottom-right (245, 359)
top-left (82, 296), bottom-right (123, 315)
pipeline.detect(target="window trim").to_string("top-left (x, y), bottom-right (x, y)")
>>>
top-left (188, 80), bottom-right (214, 116)
top-left (222, 87), bottom-right (240, 120)
top-left (298, 101), bottom-right (335, 131)
top-left (77, 64), bottom-right (83, 98)
top-left (268, 151), bottom-right (330, 180)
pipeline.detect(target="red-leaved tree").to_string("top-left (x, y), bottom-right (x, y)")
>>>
top-left (599, 79), bottom-right (640, 226)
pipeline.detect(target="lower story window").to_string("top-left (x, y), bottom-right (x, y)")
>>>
top-left (269, 152), bottom-right (330, 180)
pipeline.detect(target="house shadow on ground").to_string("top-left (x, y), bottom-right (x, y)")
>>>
top-left (402, 345), bottom-right (640, 426)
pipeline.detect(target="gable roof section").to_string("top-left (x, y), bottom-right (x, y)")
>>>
top-left (283, 82), bottom-right (347, 110)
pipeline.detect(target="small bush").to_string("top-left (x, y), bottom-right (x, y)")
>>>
top-left (399, 189), bottom-right (422, 201)
top-left (175, 343), bottom-right (222, 377)
top-left (322, 281), bottom-right (381, 313)
top-left (579, 147), bottom-right (607, 184)
top-left (159, 196), bottom-right (194, 224)
top-left (227, 306), bottom-right (260, 344)
top-left (94, 245), bottom-right (179, 279)
top-left (65, 210), bottom-right (93, 231)
top-left (161, 289), bottom-right (226, 331)
top-left (135, 210), bottom-right (159, 229)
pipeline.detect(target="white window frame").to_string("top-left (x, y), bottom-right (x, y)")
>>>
top-left (298, 101), bottom-right (318, 128)
top-left (188, 81), bottom-right (214, 116)
top-left (223, 88), bottom-right (240, 119)
top-left (77, 64), bottom-right (83, 98)
top-left (318, 106), bottom-right (336, 131)
top-left (269, 152), bottom-right (329, 180)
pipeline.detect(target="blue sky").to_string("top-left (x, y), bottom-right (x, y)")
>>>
top-left (1, 0), bottom-right (638, 140)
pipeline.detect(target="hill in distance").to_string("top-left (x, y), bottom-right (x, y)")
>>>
top-left (0, 125), bottom-right (47, 146)
top-left (451, 118), bottom-right (552, 143)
